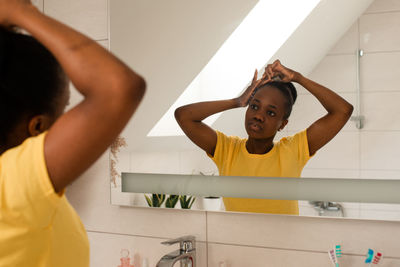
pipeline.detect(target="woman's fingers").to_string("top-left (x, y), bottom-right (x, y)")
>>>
top-left (251, 69), bottom-right (258, 85)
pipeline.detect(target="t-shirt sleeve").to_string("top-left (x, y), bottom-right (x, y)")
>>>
top-left (281, 129), bottom-right (313, 167)
top-left (0, 132), bottom-right (63, 227)
top-left (207, 131), bottom-right (231, 170)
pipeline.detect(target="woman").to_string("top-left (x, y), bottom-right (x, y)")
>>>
top-left (0, 0), bottom-right (145, 266)
top-left (175, 60), bottom-right (353, 214)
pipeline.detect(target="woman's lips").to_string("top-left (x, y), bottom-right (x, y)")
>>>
top-left (248, 121), bottom-right (262, 131)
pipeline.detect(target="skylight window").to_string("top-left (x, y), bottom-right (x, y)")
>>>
top-left (148, 0), bottom-right (320, 137)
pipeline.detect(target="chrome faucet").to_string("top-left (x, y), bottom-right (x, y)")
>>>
top-left (156, 235), bottom-right (196, 267)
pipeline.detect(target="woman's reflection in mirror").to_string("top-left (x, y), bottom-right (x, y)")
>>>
top-left (175, 60), bottom-right (353, 214)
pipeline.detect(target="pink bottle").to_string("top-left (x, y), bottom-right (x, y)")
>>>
top-left (118, 249), bottom-right (134, 267)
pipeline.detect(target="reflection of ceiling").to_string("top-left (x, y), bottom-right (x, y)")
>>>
top-left (149, 0), bottom-right (321, 137)
top-left (110, 0), bottom-right (374, 152)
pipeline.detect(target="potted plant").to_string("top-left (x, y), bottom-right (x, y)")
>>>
top-left (179, 195), bottom-right (196, 209)
top-left (165, 195), bottom-right (179, 208)
top-left (144, 194), bottom-right (165, 208)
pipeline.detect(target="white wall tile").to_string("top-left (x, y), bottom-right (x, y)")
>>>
top-left (207, 211), bottom-right (400, 257)
top-left (360, 169), bottom-right (400, 179)
top-left (297, 55), bottom-right (357, 95)
top-left (328, 21), bottom-right (359, 55)
top-left (361, 52), bottom-right (400, 92)
top-left (359, 12), bottom-right (400, 52)
top-left (301, 168), bottom-right (359, 179)
top-left (44, 0), bottom-right (108, 40)
top-left (361, 132), bottom-right (400, 170)
top-left (287, 93), bottom-right (357, 132)
top-left (129, 151), bottom-right (180, 174)
top-left (365, 0), bottom-right (400, 13)
top-left (179, 149), bottom-right (217, 175)
top-left (362, 92), bottom-right (400, 130)
top-left (88, 231), bottom-right (207, 267)
top-left (299, 132), bottom-right (359, 170)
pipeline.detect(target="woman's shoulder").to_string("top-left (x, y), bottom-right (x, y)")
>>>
top-left (276, 130), bottom-right (307, 147)
top-left (2, 133), bottom-right (47, 157)
top-left (216, 130), bottom-right (246, 145)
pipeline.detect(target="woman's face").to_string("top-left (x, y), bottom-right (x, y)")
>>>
top-left (245, 85), bottom-right (288, 140)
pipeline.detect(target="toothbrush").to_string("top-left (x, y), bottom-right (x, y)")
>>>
top-left (335, 245), bottom-right (342, 264)
top-left (365, 249), bottom-right (374, 264)
top-left (328, 249), bottom-right (339, 267)
top-left (366, 249), bottom-right (378, 267)
top-left (372, 252), bottom-right (382, 265)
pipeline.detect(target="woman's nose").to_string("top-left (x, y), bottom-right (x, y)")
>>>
top-left (253, 111), bottom-right (264, 122)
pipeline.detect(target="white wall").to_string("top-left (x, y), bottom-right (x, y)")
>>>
top-left (38, 0), bottom-right (400, 266)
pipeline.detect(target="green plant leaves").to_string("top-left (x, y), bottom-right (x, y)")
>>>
top-left (179, 195), bottom-right (196, 209)
top-left (144, 194), bottom-right (195, 209)
top-left (165, 195), bottom-right (179, 208)
top-left (144, 194), bottom-right (165, 207)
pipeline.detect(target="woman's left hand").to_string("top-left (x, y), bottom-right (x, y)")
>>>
top-left (261, 59), bottom-right (298, 85)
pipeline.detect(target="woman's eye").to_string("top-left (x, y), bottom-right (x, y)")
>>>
top-left (250, 104), bottom-right (258, 110)
top-left (268, 111), bottom-right (276, 117)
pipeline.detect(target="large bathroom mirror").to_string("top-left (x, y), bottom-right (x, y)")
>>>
top-left (109, 0), bottom-right (400, 220)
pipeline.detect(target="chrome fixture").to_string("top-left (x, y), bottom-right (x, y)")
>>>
top-left (156, 235), bottom-right (196, 267)
top-left (351, 48), bottom-right (365, 129)
top-left (309, 201), bottom-right (345, 217)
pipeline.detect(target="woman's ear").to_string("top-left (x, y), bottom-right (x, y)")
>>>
top-left (28, 115), bottom-right (52, 136)
top-left (278, 119), bottom-right (288, 131)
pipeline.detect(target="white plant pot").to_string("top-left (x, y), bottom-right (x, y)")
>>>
top-left (202, 197), bottom-right (222, 211)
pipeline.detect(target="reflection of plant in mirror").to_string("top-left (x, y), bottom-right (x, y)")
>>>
top-left (110, 136), bottom-right (127, 187)
top-left (165, 195), bottom-right (179, 208)
top-left (144, 194), bottom-right (165, 207)
top-left (179, 195), bottom-right (195, 209)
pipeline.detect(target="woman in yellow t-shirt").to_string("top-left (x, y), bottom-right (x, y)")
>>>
top-left (0, 1), bottom-right (145, 266)
top-left (175, 60), bottom-right (353, 214)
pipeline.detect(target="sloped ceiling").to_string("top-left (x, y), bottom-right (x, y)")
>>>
top-left (110, 0), bottom-right (374, 152)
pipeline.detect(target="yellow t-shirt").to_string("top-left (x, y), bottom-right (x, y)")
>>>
top-left (0, 133), bottom-right (89, 267)
top-left (209, 130), bottom-right (312, 215)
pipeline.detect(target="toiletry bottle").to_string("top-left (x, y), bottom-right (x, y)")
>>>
top-left (118, 249), bottom-right (134, 267)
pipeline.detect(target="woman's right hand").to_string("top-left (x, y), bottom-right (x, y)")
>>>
top-left (0, 0), bottom-right (33, 27)
top-left (235, 69), bottom-right (271, 107)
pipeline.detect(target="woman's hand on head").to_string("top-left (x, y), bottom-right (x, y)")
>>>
top-left (236, 69), bottom-right (270, 107)
top-left (0, 0), bottom-right (33, 27)
top-left (261, 60), bottom-right (298, 85)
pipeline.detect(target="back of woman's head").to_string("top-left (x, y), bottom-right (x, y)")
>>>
top-left (256, 81), bottom-right (297, 119)
top-left (0, 28), bottom-right (66, 145)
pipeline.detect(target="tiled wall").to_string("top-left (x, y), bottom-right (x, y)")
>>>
top-left (296, 0), bottom-right (400, 218)
top-left (37, 0), bottom-right (400, 266)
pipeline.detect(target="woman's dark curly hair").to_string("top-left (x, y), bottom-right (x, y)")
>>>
top-left (0, 28), bottom-right (67, 146)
